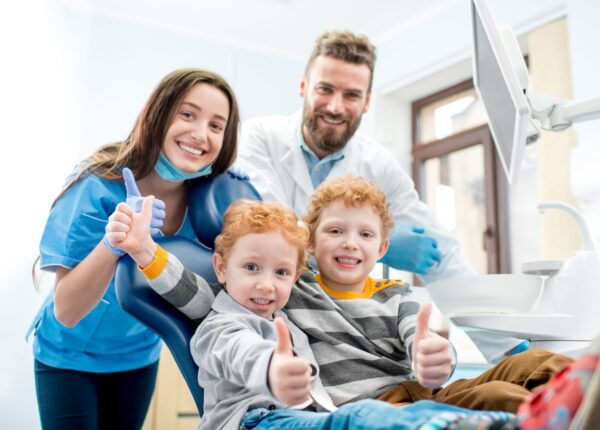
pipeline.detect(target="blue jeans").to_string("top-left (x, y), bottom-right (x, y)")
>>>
top-left (240, 399), bottom-right (517, 430)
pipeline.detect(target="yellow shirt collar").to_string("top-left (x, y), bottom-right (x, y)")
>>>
top-left (314, 273), bottom-right (405, 299)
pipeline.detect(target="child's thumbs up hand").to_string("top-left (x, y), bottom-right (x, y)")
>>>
top-left (268, 317), bottom-right (312, 405)
top-left (105, 196), bottom-right (157, 267)
top-left (412, 302), bottom-right (454, 389)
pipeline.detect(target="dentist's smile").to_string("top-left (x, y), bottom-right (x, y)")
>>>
top-left (318, 113), bottom-right (346, 128)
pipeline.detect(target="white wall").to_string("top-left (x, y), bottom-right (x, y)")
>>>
top-left (1, 3), bottom-right (73, 429)
top-left (0, 3), bottom-right (303, 428)
top-left (375, 0), bottom-right (565, 93)
top-left (63, 6), bottom-right (304, 157)
top-left (567, 0), bottom-right (600, 248)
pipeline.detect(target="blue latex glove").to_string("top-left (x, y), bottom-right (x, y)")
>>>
top-left (379, 224), bottom-right (441, 275)
top-left (123, 167), bottom-right (166, 237)
top-left (226, 166), bottom-right (249, 180)
top-left (103, 236), bottom-right (126, 257)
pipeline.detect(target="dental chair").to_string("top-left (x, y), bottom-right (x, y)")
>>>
top-left (114, 171), bottom-right (261, 414)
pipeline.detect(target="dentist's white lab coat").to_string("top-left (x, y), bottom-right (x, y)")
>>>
top-left (235, 111), bottom-right (524, 362)
top-left (235, 111), bottom-right (473, 285)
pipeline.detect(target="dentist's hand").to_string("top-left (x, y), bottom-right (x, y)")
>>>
top-left (226, 166), bottom-right (249, 180)
top-left (379, 224), bottom-right (441, 275)
top-left (104, 196), bottom-right (158, 268)
top-left (123, 167), bottom-right (165, 237)
top-left (268, 317), bottom-right (311, 406)
top-left (412, 302), bottom-right (454, 389)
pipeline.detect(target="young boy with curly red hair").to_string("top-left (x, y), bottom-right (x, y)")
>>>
top-left (300, 175), bottom-right (572, 414)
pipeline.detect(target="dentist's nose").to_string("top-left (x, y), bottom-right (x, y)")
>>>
top-left (326, 92), bottom-right (344, 115)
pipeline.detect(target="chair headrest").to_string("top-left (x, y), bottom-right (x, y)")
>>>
top-left (188, 170), bottom-right (261, 249)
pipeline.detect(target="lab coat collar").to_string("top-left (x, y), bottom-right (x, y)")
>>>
top-left (280, 111), bottom-right (316, 198)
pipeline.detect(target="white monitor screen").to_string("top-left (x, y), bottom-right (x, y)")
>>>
top-left (471, 0), bottom-right (530, 183)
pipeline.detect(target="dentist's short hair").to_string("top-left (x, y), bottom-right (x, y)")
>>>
top-left (305, 30), bottom-right (377, 91)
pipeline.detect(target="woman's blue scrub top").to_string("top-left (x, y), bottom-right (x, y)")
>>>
top-left (29, 172), bottom-right (198, 373)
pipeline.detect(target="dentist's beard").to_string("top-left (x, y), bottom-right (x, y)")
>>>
top-left (302, 105), bottom-right (362, 155)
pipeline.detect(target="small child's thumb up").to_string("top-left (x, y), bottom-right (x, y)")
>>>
top-left (413, 301), bottom-right (432, 360)
top-left (139, 195), bottom-right (155, 227)
top-left (268, 317), bottom-right (312, 405)
top-left (274, 316), bottom-right (293, 357)
top-left (416, 302), bottom-right (432, 337)
top-left (412, 301), bottom-right (453, 389)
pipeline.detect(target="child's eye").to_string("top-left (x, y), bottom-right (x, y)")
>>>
top-left (245, 264), bottom-right (259, 272)
top-left (361, 231), bottom-right (375, 239)
top-left (328, 228), bottom-right (342, 235)
top-left (275, 268), bottom-right (290, 277)
top-left (180, 111), bottom-right (194, 120)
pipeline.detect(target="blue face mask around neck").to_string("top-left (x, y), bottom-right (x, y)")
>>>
top-left (154, 151), bottom-right (213, 182)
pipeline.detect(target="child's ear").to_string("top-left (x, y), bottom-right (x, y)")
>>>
top-left (378, 239), bottom-right (390, 260)
top-left (306, 240), bottom-right (315, 255)
top-left (212, 253), bottom-right (227, 284)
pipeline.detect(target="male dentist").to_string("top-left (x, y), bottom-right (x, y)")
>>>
top-left (235, 30), bottom-right (524, 361)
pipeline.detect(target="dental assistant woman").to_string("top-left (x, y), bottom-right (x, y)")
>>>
top-left (29, 68), bottom-right (240, 430)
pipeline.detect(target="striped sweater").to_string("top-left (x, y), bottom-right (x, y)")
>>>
top-left (144, 246), bottom-right (421, 405)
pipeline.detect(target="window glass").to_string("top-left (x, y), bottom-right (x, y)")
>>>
top-left (417, 89), bottom-right (486, 144)
top-left (422, 145), bottom-right (488, 274)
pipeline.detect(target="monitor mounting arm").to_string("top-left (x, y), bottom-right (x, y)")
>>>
top-left (527, 92), bottom-right (600, 131)
top-left (500, 24), bottom-right (600, 135)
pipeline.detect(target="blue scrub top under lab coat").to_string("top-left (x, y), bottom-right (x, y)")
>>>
top-left (28, 171), bottom-right (198, 373)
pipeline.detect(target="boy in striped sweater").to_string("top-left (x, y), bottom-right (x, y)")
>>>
top-left (298, 175), bottom-right (570, 412)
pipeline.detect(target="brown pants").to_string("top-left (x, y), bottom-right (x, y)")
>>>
top-left (377, 349), bottom-right (573, 413)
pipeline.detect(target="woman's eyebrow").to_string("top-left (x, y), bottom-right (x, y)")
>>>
top-left (181, 101), bottom-right (200, 110)
top-left (181, 101), bottom-right (228, 122)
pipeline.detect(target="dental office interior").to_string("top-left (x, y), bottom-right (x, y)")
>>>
top-left (2, 0), bottom-right (599, 428)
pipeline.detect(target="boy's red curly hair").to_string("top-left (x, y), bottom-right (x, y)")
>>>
top-left (214, 200), bottom-right (308, 271)
top-left (303, 175), bottom-right (394, 243)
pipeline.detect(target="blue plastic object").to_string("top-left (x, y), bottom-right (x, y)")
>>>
top-left (103, 236), bottom-right (127, 257)
top-left (510, 340), bottom-right (530, 355)
top-left (379, 224), bottom-right (441, 275)
top-left (114, 172), bottom-right (261, 415)
top-left (225, 166), bottom-right (249, 180)
top-left (188, 170), bottom-right (261, 248)
top-left (123, 167), bottom-right (166, 236)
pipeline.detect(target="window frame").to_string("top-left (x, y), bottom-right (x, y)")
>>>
top-left (411, 79), bottom-right (510, 274)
